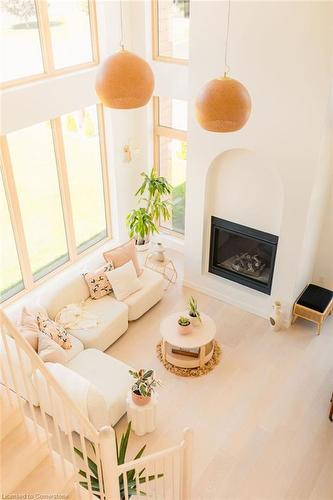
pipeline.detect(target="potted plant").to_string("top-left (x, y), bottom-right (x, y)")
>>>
top-left (129, 368), bottom-right (161, 406)
top-left (188, 296), bottom-right (202, 326)
top-left (127, 168), bottom-right (172, 251)
top-left (75, 421), bottom-right (163, 499)
top-left (177, 316), bottom-right (192, 335)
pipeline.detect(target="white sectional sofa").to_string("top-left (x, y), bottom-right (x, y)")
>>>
top-left (2, 243), bottom-right (164, 429)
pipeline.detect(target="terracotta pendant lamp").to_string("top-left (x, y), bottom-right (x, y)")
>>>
top-left (195, 0), bottom-right (251, 132)
top-left (95, 1), bottom-right (154, 109)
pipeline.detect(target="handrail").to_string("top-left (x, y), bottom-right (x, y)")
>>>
top-left (118, 442), bottom-right (182, 472)
top-left (0, 308), bottom-right (99, 438)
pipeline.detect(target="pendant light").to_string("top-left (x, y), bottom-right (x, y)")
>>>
top-left (95, 0), bottom-right (154, 109)
top-left (195, 0), bottom-right (251, 132)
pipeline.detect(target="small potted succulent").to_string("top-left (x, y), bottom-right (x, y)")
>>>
top-left (188, 296), bottom-right (202, 326)
top-left (129, 368), bottom-right (161, 406)
top-left (177, 316), bottom-right (192, 335)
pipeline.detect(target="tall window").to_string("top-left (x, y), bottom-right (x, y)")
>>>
top-left (61, 106), bottom-right (107, 253)
top-left (152, 0), bottom-right (190, 63)
top-left (0, 171), bottom-right (24, 302)
top-left (7, 122), bottom-right (69, 281)
top-left (153, 97), bottom-right (187, 235)
top-left (0, 0), bottom-right (98, 88)
top-left (0, 104), bottom-right (110, 304)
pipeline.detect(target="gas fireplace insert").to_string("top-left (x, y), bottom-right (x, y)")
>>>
top-left (209, 217), bottom-right (278, 295)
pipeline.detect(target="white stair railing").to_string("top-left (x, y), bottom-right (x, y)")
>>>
top-left (0, 309), bottom-right (193, 499)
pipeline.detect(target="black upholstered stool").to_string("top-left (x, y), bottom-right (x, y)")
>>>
top-left (292, 284), bottom-right (333, 335)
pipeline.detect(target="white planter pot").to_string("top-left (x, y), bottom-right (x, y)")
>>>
top-left (189, 315), bottom-right (201, 327)
top-left (269, 301), bottom-right (282, 331)
top-left (135, 241), bottom-right (150, 252)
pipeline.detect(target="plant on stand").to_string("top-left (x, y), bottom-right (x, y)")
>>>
top-left (129, 368), bottom-right (161, 406)
top-left (188, 296), bottom-right (202, 326)
top-left (126, 168), bottom-right (172, 250)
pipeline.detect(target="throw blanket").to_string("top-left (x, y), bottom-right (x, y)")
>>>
top-left (55, 303), bottom-right (99, 331)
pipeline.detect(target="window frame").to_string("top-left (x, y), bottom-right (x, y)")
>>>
top-left (0, 104), bottom-right (112, 306)
top-left (0, 0), bottom-right (99, 90)
top-left (151, 0), bottom-right (189, 65)
top-left (153, 96), bottom-right (187, 238)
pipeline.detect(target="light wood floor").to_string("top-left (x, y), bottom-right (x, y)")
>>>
top-left (108, 251), bottom-right (333, 500)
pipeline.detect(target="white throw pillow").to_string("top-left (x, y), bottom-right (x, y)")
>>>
top-left (106, 261), bottom-right (142, 301)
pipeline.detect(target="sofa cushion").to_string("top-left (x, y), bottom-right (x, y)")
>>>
top-left (38, 333), bottom-right (67, 364)
top-left (35, 362), bottom-right (109, 433)
top-left (66, 348), bottom-right (132, 426)
top-left (122, 268), bottom-right (164, 321)
top-left (64, 334), bottom-right (84, 362)
top-left (67, 296), bottom-right (128, 351)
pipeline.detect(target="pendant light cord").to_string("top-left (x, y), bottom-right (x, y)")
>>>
top-left (224, 0), bottom-right (231, 77)
top-left (119, 0), bottom-right (124, 50)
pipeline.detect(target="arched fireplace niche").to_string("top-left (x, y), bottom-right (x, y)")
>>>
top-left (203, 149), bottom-right (284, 295)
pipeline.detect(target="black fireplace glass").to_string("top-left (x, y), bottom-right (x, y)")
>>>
top-left (209, 217), bottom-right (278, 295)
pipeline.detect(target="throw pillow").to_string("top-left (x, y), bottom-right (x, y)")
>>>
top-left (37, 310), bottom-right (72, 350)
top-left (106, 260), bottom-right (142, 301)
top-left (17, 307), bottom-right (39, 351)
top-left (37, 332), bottom-right (66, 364)
top-left (83, 262), bottom-right (114, 300)
top-left (103, 239), bottom-right (142, 277)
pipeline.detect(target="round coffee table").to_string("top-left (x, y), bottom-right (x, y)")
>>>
top-left (160, 312), bottom-right (216, 369)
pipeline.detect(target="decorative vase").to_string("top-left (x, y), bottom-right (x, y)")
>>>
top-left (269, 301), bottom-right (282, 331)
top-left (154, 242), bottom-right (165, 262)
top-left (189, 315), bottom-right (200, 327)
top-left (132, 392), bottom-right (151, 406)
top-left (178, 323), bottom-right (192, 335)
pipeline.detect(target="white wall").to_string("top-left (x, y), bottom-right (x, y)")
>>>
top-left (184, 1), bottom-right (333, 321)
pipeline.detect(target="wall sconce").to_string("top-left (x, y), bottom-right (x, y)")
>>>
top-left (123, 141), bottom-right (140, 163)
top-left (123, 144), bottom-right (132, 162)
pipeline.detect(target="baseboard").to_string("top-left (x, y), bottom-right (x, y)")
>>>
top-left (183, 278), bottom-right (291, 329)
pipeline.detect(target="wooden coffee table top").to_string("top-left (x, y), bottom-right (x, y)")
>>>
top-left (160, 312), bottom-right (216, 349)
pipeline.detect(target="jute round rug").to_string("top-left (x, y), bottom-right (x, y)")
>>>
top-left (156, 341), bottom-right (221, 377)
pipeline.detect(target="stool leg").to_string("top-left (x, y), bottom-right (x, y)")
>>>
top-left (317, 322), bottom-right (322, 335)
top-left (330, 393), bottom-right (333, 422)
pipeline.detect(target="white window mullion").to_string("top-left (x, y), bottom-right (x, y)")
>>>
top-left (0, 138), bottom-right (34, 289)
top-left (96, 104), bottom-right (112, 239)
top-left (51, 119), bottom-right (77, 261)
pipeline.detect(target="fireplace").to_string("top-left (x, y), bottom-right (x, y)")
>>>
top-left (209, 217), bottom-right (278, 294)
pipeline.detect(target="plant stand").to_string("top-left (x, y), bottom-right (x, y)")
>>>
top-left (144, 252), bottom-right (177, 290)
top-left (126, 392), bottom-right (158, 436)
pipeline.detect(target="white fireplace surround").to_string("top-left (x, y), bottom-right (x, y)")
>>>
top-left (182, 2), bottom-right (332, 325)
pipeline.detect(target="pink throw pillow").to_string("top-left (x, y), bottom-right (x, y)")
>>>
top-left (103, 239), bottom-right (142, 277)
top-left (17, 307), bottom-right (40, 351)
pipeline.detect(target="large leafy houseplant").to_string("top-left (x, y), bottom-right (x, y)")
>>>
top-left (74, 422), bottom-right (162, 499)
top-left (126, 168), bottom-right (172, 246)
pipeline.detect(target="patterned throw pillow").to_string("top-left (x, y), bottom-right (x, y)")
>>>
top-left (83, 262), bottom-right (114, 300)
top-left (37, 311), bottom-right (72, 350)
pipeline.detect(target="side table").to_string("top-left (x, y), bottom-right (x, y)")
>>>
top-left (126, 392), bottom-right (158, 436)
top-left (144, 253), bottom-right (177, 290)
